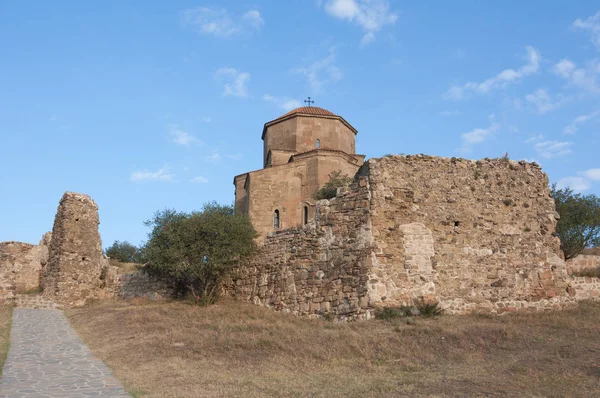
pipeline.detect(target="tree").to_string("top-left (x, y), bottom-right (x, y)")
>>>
top-left (551, 184), bottom-right (600, 260)
top-left (104, 240), bottom-right (144, 263)
top-left (312, 170), bottom-right (353, 200)
top-left (142, 203), bottom-right (257, 304)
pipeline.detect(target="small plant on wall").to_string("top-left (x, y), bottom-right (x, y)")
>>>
top-left (313, 170), bottom-right (353, 200)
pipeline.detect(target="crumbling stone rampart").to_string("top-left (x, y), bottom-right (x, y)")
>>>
top-left (42, 192), bottom-right (104, 307)
top-left (225, 155), bottom-right (597, 318)
top-left (0, 234), bottom-right (50, 304)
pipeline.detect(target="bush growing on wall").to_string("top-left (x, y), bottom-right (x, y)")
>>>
top-left (141, 203), bottom-right (257, 304)
top-left (313, 170), bottom-right (353, 200)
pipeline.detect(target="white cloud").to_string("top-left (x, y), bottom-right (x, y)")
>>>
top-left (182, 7), bottom-right (263, 37)
top-left (525, 133), bottom-right (545, 143)
top-left (323, 0), bottom-right (398, 44)
top-left (215, 68), bottom-right (250, 97)
top-left (205, 153), bottom-right (222, 163)
top-left (533, 140), bottom-right (573, 159)
top-left (445, 46), bottom-right (541, 100)
top-left (242, 10), bottom-right (264, 29)
top-left (581, 168), bottom-right (600, 181)
top-left (263, 94), bottom-right (302, 111)
top-left (168, 126), bottom-right (202, 146)
top-left (190, 176), bottom-right (209, 183)
top-left (458, 122), bottom-right (499, 153)
top-left (131, 165), bottom-right (175, 182)
top-left (557, 176), bottom-right (591, 192)
top-left (573, 11), bottom-right (600, 49)
top-left (293, 48), bottom-right (342, 92)
top-left (553, 58), bottom-right (600, 94)
top-left (360, 32), bottom-right (376, 47)
top-left (525, 89), bottom-right (568, 114)
top-left (563, 110), bottom-right (599, 134)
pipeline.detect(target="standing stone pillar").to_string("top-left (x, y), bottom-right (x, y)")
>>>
top-left (42, 192), bottom-right (103, 307)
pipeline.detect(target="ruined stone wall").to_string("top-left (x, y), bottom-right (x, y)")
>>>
top-left (42, 192), bottom-right (104, 307)
top-left (567, 254), bottom-right (600, 274)
top-left (224, 179), bottom-right (374, 320)
top-left (0, 233), bottom-right (51, 304)
top-left (366, 155), bottom-right (574, 314)
top-left (227, 155), bottom-right (592, 318)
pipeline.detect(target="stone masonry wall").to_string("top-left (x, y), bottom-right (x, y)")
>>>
top-left (224, 178), bottom-right (375, 320)
top-left (226, 155), bottom-right (595, 318)
top-left (365, 155), bottom-right (575, 314)
top-left (42, 192), bottom-right (104, 307)
top-left (567, 254), bottom-right (600, 274)
top-left (0, 233), bottom-right (51, 304)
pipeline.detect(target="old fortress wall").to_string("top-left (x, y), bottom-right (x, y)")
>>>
top-left (225, 155), bottom-right (599, 317)
top-left (1, 155), bottom-right (599, 316)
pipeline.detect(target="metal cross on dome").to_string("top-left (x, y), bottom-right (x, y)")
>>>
top-left (304, 97), bottom-right (314, 107)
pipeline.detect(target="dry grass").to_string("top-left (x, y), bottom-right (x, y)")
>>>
top-left (108, 259), bottom-right (140, 274)
top-left (67, 299), bottom-right (600, 398)
top-left (0, 306), bottom-right (13, 376)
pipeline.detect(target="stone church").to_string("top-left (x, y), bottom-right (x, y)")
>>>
top-left (234, 105), bottom-right (365, 239)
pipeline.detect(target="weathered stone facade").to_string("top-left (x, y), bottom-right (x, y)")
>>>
top-left (234, 106), bottom-right (365, 239)
top-left (226, 155), bottom-right (599, 318)
top-left (567, 253), bottom-right (600, 274)
top-left (0, 234), bottom-right (50, 304)
top-left (42, 192), bottom-right (105, 307)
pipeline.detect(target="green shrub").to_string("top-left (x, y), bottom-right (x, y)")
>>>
top-left (142, 203), bottom-right (257, 304)
top-left (313, 171), bottom-right (353, 200)
top-left (104, 240), bottom-right (144, 263)
top-left (376, 299), bottom-right (443, 320)
top-left (416, 299), bottom-right (444, 317)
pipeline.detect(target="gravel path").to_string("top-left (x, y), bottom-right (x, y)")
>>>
top-left (0, 308), bottom-right (130, 397)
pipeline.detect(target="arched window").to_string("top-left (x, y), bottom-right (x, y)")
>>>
top-left (274, 209), bottom-right (280, 229)
top-left (303, 206), bottom-right (309, 225)
top-left (316, 139), bottom-right (320, 148)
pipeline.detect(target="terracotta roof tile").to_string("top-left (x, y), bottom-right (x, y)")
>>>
top-left (266, 107), bottom-right (337, 125)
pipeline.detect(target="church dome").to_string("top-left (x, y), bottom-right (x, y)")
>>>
top-left (266, 107), bottom-right (338, 125)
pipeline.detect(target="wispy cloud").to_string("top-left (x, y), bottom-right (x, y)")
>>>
top-left (242, 10), bottom-right (264, 29)
top-left (553, 58), bottom-right (600, 94)
top-left (557, 176), bottom-right (591, 192)
top-left (215, 68), bottom-right (250, 97)
top-left (573, 11), bottom-right (600, 49)
top-left (322, 0), bottom-right (398, 47)
top-left (557, 167), bottom-right (600, 192)
top-left (205, 153), bottom-right (222, 163)
top-left (525, 89), bottom-right (568, 114)
top-left (131, 165), bottom-right (175, 182)
top-left (181, 7), bottom-right (263, 37)
top-left (293, 48), bottom-right (342, 92)
top-left (457, 122), bottom-right (499, 153)
top-left (168, 126), bottom-right (202, 146)
top-left (190, 176), bottom-right (209, 183)
top-left (263, 94), bottom-right (302, 111)
top-left (445, 46), bottom-right (540, 100)
top-left (581, 168), bottom-right (600, 181)
top-left (564, 110), bottom-right (599, 134)
top-left (533, 140), bottom-right (574, 159)
top-left (200, 116), bottom-right (212, 123)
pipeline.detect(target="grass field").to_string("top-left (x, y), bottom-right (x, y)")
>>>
top-left (0, 306), bottom-right (12, 376)
top-left (68, 299), bottom-right (600, 397)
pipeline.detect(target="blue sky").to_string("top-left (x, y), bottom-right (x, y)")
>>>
top-left (1, 1), bottom-right (600, 247)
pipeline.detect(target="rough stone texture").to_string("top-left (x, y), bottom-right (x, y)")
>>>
top-left (0, 308), bottom-right (129, 397)
top-left (42, 192), bottom-right (104, 307)
top-left (0, 233), bottom-right (51, 304)
top-left (226, 155), bottom-right (597, 319)
top-left (366, 155), bottom-right (573, 314)
top-left (224, 182), bottom-right (374, 320)
top-left (114, 271), bottom-right (172, 300)
top-left (567, 254), bottom-right (600, 274)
